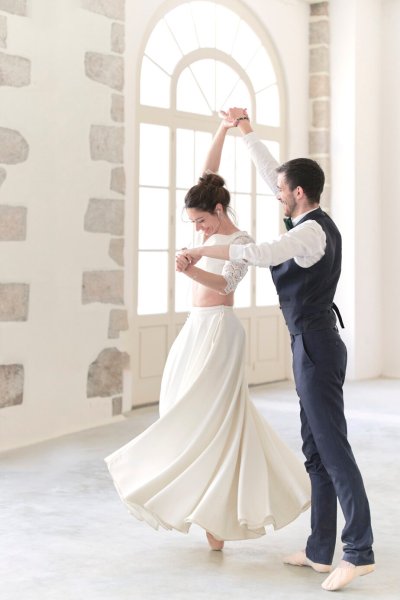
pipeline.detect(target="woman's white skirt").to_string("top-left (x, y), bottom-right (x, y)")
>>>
top-left (105, 306), bottom-right (310, 541)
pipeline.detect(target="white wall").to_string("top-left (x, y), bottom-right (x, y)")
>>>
top-left (330, 0), bottom-right (383, 379)
top-left (0, 0), bottom-right (128, 451)
top-left (382, 0), bottom-right (400, 377)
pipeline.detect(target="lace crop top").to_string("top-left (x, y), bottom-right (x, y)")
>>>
top-left (198, 231), bottom-right (254, 295)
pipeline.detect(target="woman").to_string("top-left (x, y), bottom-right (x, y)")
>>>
top-left (105, 117), bottom-right (310, 550)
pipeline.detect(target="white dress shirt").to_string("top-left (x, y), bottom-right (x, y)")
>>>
top-left (229, 133), bottom-right (327, 269)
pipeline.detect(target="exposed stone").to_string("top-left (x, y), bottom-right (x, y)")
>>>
top-left (111, 22), bottom-right (124, 54)
top-left (0, 166), bottom-right (6, 187)
top-left (109, 237), bottom-right (124, 266)
top-left (0, 0), bottom-right (27, 16)
top-left (84, 198), bottom-right (124, 235)
top-left (310, 2), bottom-right (329, 17)
top-left (0, 205), bottom-right (27, 240)
top-left (110, 166), bottom-right (125, 194)
top-left (309, 130), bottom-right (330, 155)
top-left (312, 99), bottom-right (330, 128)
top-left (0, 15), bottom-right (6, 48)
top-left (309, 20), bottom-right (329, 45)
top-left (81, 0), bottom-right (125, 21)
top-left (0, 52), bottom-right (30, 86)
top-left (0, 127), bottom-right (29, 163)
top-left (111, 93), bottom-right (124, 122)
top-left (82, 270), bottom-right (124, 304)
top-left (310, 46), bottom-right (329, 73)
top-left (309, 74), bottom-right (330, 98)
top-left (108, 308), bottom-right (128, 339)
top-left (87, 347), bottom-right (129, 398)
top-left (0, 364), bottom-right (23, 408)
top-left (85, 52), bottom-right (123, 91)
top-left (0, 283), bottom-right (29, 321)
top-left (90, 125), bottom-right (124, 164)
top-left (112, 395), bottom-right (122, 415)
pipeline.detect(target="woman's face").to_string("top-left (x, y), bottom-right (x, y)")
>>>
top-left (186, 208), bottom-right (220, 237)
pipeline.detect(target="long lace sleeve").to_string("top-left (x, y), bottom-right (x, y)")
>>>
top-left (221, 233), bottom-right (254, 294)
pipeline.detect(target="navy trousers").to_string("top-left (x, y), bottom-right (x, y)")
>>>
top-left (291, 327), bottom-right (374, 566)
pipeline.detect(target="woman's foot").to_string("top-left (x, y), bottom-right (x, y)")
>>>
top-left (206, 531), bottom-right (224, 551)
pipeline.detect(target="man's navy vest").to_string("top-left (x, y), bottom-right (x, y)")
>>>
top-left (271, 207), bottom-right (341, 335)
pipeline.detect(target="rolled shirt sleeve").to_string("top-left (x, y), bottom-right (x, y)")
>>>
top-left (242, 132), bottom-right (279, 195)
top-left (229, 220), bottom-right (327, 269)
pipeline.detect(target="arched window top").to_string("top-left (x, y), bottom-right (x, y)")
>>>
top-left (140, 0), bottom-right (282, 127)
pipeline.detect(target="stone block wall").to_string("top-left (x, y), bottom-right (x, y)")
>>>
top-left (0, 0), bottom-right (130, 452)
top-left (0, 0), bottom-right (30, 415)
top-left (309, 1), bottom-right (331, 209)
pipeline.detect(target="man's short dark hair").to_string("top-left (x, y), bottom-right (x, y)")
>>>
top-left (276, 158), bottom-right (325, 203)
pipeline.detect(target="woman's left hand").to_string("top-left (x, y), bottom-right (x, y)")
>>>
top-left (182, 247), bottom-right (203, 264)
top-left (175, 253), bottom-right (191, 272)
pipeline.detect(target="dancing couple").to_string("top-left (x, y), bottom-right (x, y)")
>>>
top-left (105, 108), bottom-right (374, 592)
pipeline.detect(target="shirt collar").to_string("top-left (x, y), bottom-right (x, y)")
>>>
top-left (292, 207), bottom-right (320, 226)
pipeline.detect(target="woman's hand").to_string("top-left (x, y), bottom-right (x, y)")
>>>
top-left (219, 107), bottom-right (249, 127)
top-left (218, 110), bottom-right (238, 129)
top-left (175, 253), bottom-right (191, 272)
top-left (182, 247), bottom-right (203, 265)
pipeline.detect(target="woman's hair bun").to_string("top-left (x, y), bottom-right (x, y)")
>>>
top-left (199, 172), bottom-right (225, 188)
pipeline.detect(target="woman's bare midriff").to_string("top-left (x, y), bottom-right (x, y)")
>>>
top-left (192, 282), bottom-right (234, 307)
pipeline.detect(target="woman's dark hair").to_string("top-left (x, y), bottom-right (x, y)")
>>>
top-left (276, 158), bottom-right (325, 203)
top-left (184, 173), bottom-right (230, 213)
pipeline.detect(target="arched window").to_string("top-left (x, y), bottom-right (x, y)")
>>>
top-left (134, 1), bottom-right (287, 401)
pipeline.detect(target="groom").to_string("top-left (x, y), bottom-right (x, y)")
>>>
top-left (183, 108), bottom-right (375, 591)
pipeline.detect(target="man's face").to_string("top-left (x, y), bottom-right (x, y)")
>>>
top-left (276, 173), bottom-right (297, 217)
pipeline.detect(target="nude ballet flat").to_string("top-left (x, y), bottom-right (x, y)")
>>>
top-left (206, 532), bottom-right (224, 551)
top-left (283, 550), bottom-right (332, 573)
top-left (321, 560), bottom-right (375, 591)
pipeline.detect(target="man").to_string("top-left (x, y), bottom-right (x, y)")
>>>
top-left (182, 108), bottom-right (375, 591)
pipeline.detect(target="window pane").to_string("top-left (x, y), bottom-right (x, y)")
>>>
top-left (191, 0), bottom-right (216, 48)
top-left (216, 61), bottom-right (242, 113)
top-left (231, 20), bottom-right (261, 69)
top-left (256, 269), bottom-right (278, 306)
top-left (195, 130), bottom-right (212, 176)
top-left (175, 271), bottom-right (192, 313)
top-left (256, 194), bottom-right (280, 243)
top-left (256, 84), bottom-right (280, 126)
top-left (220, 78), bottom-right (252, 117)
top-left (177, 67), bottom-right (212, 115)
top-left (176, 129), bottom-right (194, 189)
top-left (215, 5), bottom-right (240, 54)
top-left (176, 190), bottom-right (196, 251)
top-left (231, 193), bottom-right (251, 235)
top-left (140, 57), bottom-right (171, 109)
top-left (144, 19), bottom-right (182, 75)
top-left (138, 252), bottom-right (168, 314)
top-left (191, 60), bottom-right (215, 111)
top-left (235, 271), bottom-right (251, 308)
top-left (139, 188), bottom-right (169, 250)
top-left (235, 137), bottom-right (251, 192)
top-left (140, 124), bottom-right (169, 187)
top-left (164, 4), bottom-right (199, 55)
top-left (246, 47), bottom-right (276, 93)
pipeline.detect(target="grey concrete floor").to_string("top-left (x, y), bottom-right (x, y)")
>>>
top-left (1, 379), bottom-right (399, 600)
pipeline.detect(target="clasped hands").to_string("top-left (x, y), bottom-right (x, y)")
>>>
top-left (219, 107), bottom-right (249, 128)
top-left (175, 248), bottom-right (202, 273)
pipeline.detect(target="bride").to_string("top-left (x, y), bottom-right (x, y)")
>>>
top-left (105, 116), bottom-right (310, 550)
